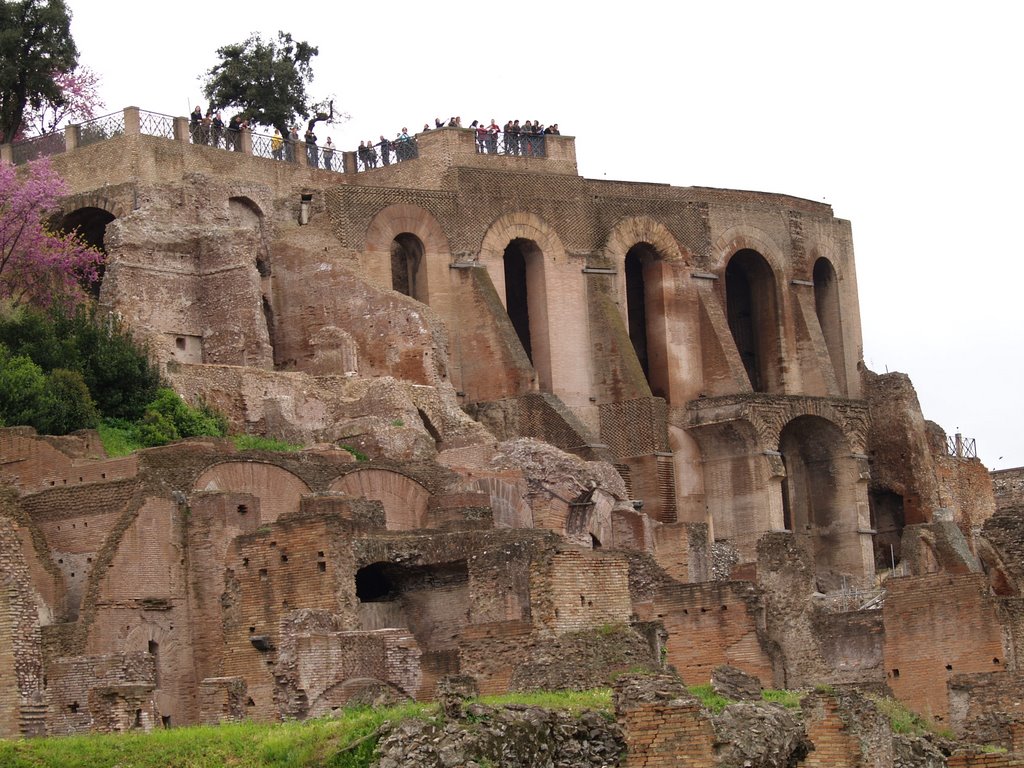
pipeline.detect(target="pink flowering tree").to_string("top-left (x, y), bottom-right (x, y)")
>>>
top-left (20, 66), bottom-right (104, 138)
top-left (0, 158), bottom-right (102, 308)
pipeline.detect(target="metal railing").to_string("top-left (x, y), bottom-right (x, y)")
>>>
top-left (945, 433), bottom-right (977, 459)
top-left (78, 111), bottom-right (125, 147)
top-left (356, 138), bottom-right (419, 172)
top-left (11, 131), bottom-right (65, 165)
top-left (139, 110), bottom-right (174, 140)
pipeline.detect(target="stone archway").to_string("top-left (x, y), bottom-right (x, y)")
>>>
top-left (192, 462), bottom-right (311, 523)
top-left (812, 257), bottom-right (847, 394)
top-left (779, 415), bottom-right (871, 586)
top-left (57, 207), bottom-right (115, 298)
top-left (329, 469), bottom-right (430, 530)
top-left (364, 204), bottom-right (451, 304)
top-left (725, 249), bottom-right (782, 393)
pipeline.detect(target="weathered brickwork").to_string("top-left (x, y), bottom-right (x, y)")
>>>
top-left (883, 574), bottom-right (1007, 723)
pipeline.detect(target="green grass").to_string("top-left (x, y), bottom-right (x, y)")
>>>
top-left (0, 702), bottom-right (433, 768)
top-left (233, 434), bottom-right (304, 452)
top-left (474, 688), bottom-right (612, 714)
top-left (97, 418), bottom-right (142, 457)
top-left (761, 689), bottom-right (804, 709)
top-left (340, 445), bottom-right (369, 461)
top-left (869, 695), bottom-right (953, 738)
top-left (687, 684), bottom-right (733, 714)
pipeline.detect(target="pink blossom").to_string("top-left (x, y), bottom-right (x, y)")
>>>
top-left (0, 158), bottom-right (103, 308)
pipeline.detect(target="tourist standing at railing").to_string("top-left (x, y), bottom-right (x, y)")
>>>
top-left (227, 115), bottom-right (245, 151)
top-left (510, 120), bottom-right (522, 155)
top-left (471, 120), bottom-right (486, 153)
top-left (366, 139), bottom-right (378, 168)
top-left (211, 112), bottom-right (224, 148)
top-left (305, 129), bottom-right (318, 168)
top-left (271, 129), bottom-right (284, 160)
top-left (323, 138), bottom-right (335, 171)
top-left (379, 135), bottom-right (391, 166)
top-left (286, 126), bottom-right (299, 162)
top-left (395, 128), bottom-right (413, 162)
top-left (487, 119), bottom-right (501, 154)
top-left (189, 106), bottom-right (202, 143)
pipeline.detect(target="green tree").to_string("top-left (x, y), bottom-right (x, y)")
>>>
top-left (37, 368), bottom-right (99, 434)
top-left (0, 345), bottom-right (47, 427)
top-left (0, 0), bottom-right (79, 143)
top-left (201, 31), bottom-right (322, 136)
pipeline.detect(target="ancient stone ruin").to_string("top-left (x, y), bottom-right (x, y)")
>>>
top-left (1, 109), bottom-right (1021, 765)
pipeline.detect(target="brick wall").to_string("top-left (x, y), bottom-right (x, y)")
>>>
top-left (883, 574), bottom-right (1006, 723)
top-left (46, 652), bottom-right (154, 735)
top-left (0, 427), bottom-right (137, 495)
top-left (620, 701), bottom-right (717, 768)
top-left (653, 580), bottom-right (773, 685)
top-left (993, 468), bottom-right (1024, 513)
top-left (949, 671), bottom-right (1024, 746)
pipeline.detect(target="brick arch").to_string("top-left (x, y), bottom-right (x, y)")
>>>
top-left (478, 211), bottom-right (567, 267)
top-left (710, 226), bottom-right (786, 277)
top-left (227, 195), bottom-right (264, 222)
top-left (602, 216), bottom-right (690, 265)
top-left (191, 462), bottom-right (310, 523)
top-left (329, 469), bottom-right (430, 531)
top-left (364, 204), bottom-right (450, 256)
top-left (57, 189), bottom-right (129, 221)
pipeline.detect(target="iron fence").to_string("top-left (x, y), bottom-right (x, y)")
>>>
top-left (78, 111), bottom-right (125, 147)
top-left (945, 434), bottom-right (977, 459)
top-left (11, 131), bottom-right (65, 165)
top-left (317, 145), bottom-right (341, 173)
top-left (139, 110), bottom-right (174, 140)
top-left (499, 131), bottom-right (547, 157)
top-left (356, 138), bottom-right (418, 172)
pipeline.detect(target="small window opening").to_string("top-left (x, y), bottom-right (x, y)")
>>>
top-left (237, 504), bottom-right (248, 515)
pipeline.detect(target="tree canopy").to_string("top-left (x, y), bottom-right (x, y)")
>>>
top-left (0, 158), bottom-right (102, 309)
top-left (201, 31), bottom-right (322, 136)
top-left (0, 0), bottom-right (79, 143)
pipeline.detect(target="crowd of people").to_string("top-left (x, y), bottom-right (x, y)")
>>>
top-left (189, 105), bottom-right (561, 171)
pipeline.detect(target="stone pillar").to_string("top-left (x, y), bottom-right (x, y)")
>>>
top-left (123, 107), bottom-right (141, 136)
top-left (240, 128), bottom-right (252, 156)
top-left (64, 123), bottom-right (79, 151)
top-left (0, 143), bottom-right (11, 165)
top-left (343, 150), bottom-right (357, 174)
top-left (173, 116), bottom-right (190, 143)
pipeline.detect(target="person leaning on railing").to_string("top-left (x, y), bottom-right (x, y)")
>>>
top-left (271, 129), bottom-right (283, 160)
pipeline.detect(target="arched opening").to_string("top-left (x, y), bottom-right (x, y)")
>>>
top-left (869, 488), bottom-right (905, 571)
top-left (779, 415), bottom-right (866, 586)
top-left (726, 249), bottom-right (780, 393)
top-left (624, 242), bottom-right (669, 398)
top-left (503, 239), bottom-right (534, 361)
top-left (391, 233), bottom-right (426, 301)
top-left (813, 258), bottom-right (847, 393)
top-left (148, 640), bottom-right (161, 689)
top-left (58, 207), bottom-right (115, 298)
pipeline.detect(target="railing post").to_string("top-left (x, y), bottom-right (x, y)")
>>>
top-left (342, 150), bottom-right (357, 174)
top-left (173, 116), bottom-right (190, 143)
top-left (0, 143), bottom-right (11, 165)
top-left (64, 123), bottom-right (79, 151)
top-left (240, 128), bottom-right (253, 156)
top-left (123, 106), bottom-right (141, 136)
top-left (295, 141), bottom-right (308, 168)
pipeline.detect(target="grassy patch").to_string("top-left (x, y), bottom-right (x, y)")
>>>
top-left (0, 702), bottom-right (433, 768)
top-left (233, 434), bottom-right (304, 452)
top-left (687, 684), bottom-right (734, 714)
top-left (869, 695), bottom-right (953, 738)
top-left (97, 418), bottom-right (142, 457)
top-left (340, 445), bottom-right (369, 461)
top-left (475, 688), bottom-right (612, 714)
top-left (761, 689), bottom-right (805, 709)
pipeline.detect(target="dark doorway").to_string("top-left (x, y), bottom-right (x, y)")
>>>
top-left (624, 243), bottom-right (667, 397)
top-left (869, 488), bottom-right (905, 570)
top-left (726, 249), bottom-right (780, 393)
top-left (391, 233), bottom-right (425, 301)
top-left (503, 239), bottom-right (533, 361)
top-left (58, 207), bottom-right (115, 298)
top-left (813, 258), bottom-right (846, 393)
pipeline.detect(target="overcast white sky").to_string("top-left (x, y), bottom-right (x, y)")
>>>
top-left (65, 0), bottom-right (1023, 469)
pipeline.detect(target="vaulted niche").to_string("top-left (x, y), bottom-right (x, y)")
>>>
top-left (869, 488), bottom-right (905, 570)
top-left (813, 257), bottom-right (847, 393)
top-left (779, 416), bottom-right (864, 585)
top-left (356, 560), bottom-right (470, 648)
top-left (501, 238), bottom-right (552, 392)
top-left (625, 243), bottom-right (668, 398)
top-left (503, 239), bottom-right (533, 360)
top-left (58, 207), bottom-right (115, 298)
top-left (726, 249), bottom-right (780, 393)
top-left (391, 232), bottom-right (426, 302)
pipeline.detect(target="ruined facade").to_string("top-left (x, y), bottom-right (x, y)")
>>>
top-left (0, 109), bottom-right (1017, 750)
